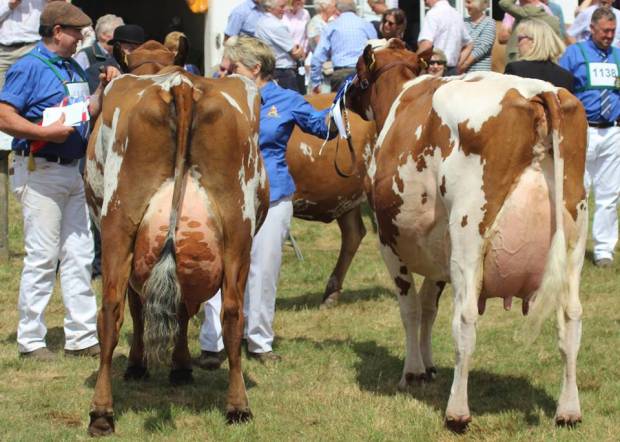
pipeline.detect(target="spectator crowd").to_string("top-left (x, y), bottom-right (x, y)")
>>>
top-left (1, 0), bottom-right (620, 366)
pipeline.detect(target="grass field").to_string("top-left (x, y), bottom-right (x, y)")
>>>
top-left (0, 193), bottom-right (618, 441)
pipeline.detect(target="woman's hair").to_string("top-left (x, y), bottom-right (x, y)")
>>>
top-left (431, 48), bottom-right (447, 63)
top-left (224, 36), bottom-right (276, 78)
top-left (95, 14), bottom-right (124, 40)
top-left (314, 0), bottom-right (334, 9)
top-left (516, 18), bottom-right (566, 62)
top-left (383, 8), bottom-right (407, 28)
top-left (164, 31), bottom-right (188, 52)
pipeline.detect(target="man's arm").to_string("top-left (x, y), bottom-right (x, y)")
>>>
top-left (0, 102), bottom-right (74, 144)
top-left (416, 40), bottom-right (433, 58)
top-left (310, 29), bottom-right (330, 92)
top-left (498, 0), bottom-right (529, 20)
top-left (87, 65), bottom-right (120, 121)
top-left (0, 0), bottom-right (20, 23)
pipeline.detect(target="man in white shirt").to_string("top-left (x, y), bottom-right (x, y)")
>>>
top-left (417, 0), bottom-right (473, 74)
top-left (0, 0), bottom-right (46, 90)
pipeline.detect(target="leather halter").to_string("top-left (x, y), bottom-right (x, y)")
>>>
top-left (369, 60), bottom-right (419, 83)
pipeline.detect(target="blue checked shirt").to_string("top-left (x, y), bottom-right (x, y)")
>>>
top-left (224, 0), bottom-right (265, 38)
top-left (559, 38), bottom-right (620, 123)
top-left (310, 12), bottom-right (377, 87)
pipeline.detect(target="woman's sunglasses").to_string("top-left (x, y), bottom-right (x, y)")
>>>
top-left (429, 60), bottom-right (446, 66)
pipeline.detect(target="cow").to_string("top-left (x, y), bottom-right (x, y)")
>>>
top-left (344, 39), bottom-right (588, 432)
top-left (287, 93), bottom-right (376, 306)
top-left (84, 41), bottom-right (268, 435)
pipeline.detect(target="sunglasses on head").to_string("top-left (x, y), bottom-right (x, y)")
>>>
top-left (429, 60), bottom-right (446, 66)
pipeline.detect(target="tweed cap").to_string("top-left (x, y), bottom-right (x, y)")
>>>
top-left (40, 2), bottom-right (92, 28)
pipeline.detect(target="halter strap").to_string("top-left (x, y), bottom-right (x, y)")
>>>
top-left (370, 60), bottom-right (418, 83)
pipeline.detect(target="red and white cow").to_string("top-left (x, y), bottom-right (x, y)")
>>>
top-left (345, 39), bottom-right (587, 431)
top-left (84, 42), bottom-right (268, 435)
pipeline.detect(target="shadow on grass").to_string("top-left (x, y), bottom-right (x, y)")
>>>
top-left (82, 353), bottom-right (257, 433)
top-left (286, 336), bottom-right (556, 426)
top-left (2, 326), bottom-right (65, 352)
top-left (276, 285), bottom-right (393, 311)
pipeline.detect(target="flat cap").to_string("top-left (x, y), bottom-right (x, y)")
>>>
top-left (40, 2), bottom-right (92, 28)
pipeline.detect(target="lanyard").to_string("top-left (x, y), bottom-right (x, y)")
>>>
top-left (25, 52), bottom-right (88, 96)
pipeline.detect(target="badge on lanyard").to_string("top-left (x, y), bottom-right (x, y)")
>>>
top-left (588, 62), bottom-right (619, 88)
top-left (66, 81), bottom-right (89, 98)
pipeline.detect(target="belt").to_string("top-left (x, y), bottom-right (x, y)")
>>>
top-left (333, 66), bottom-right (355, 71)
top-left (16, 150), bottom-right (78, 166)
top-left (275, 67), bottom-right (295, 71)
top-left (0, 41), bottom-right (36, 49)
top-left (587, 120), bottom-right (620, 128)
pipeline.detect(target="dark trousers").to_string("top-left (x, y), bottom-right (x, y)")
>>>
top-left (274, 68), bottom-right (302, 93)
top-left (330, 68), bottom-right (356, 92)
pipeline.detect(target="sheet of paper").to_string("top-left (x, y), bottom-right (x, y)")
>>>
top-left (42, 101), bottom-right (90, 127)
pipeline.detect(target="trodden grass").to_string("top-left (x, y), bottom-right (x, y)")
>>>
top-left (0, 193), bottom-right (618, 441)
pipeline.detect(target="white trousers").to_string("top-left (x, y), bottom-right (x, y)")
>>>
top-left (199, 197), bottom-right (293, 354)
top-left (11, 156), bottom-right (98, 353)
top-left (585, 127), bottom-right (620, 261)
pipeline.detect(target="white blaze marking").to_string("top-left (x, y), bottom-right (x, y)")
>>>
top-left (221, 92), bottom-right (243, 115)
top-left (101, 107), bottom-right (125, 218)
top-left (299, 142), bottom-right (314, 161)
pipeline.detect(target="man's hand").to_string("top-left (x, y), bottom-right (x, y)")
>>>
top-left (41, 114), bottom-right (75, 144)
top-left (8, 0), bottom-right (21, 11)
top-left (291, 44), bottom-right (305, 60)
top-left (98, 65), bottom-right (121, 88)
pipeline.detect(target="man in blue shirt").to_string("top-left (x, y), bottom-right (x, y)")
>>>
top-left (311, 0), bottom-right (377, 93)
top-left (559, 7), bottom-right (620, 268)
top-left (224, 0), bottom-right (266, 39)
top-left (0, 2), bottom-right (112, 360)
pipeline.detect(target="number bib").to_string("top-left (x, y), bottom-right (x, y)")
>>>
top-left (588, 62), bottom-right (619, 88)
top-left (66, 81), bottom-right (89, 99)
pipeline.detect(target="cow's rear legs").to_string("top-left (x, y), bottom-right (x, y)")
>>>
top-left (169, 303), bottom-right (194, 385)
top-left (321, 205), bottom-right (366, 307)
top-left (124, 285), bottom-right (148, 381)
top-left (420, 279), bottom-right (445, 380)
top-left (379, 245), bottom-right (426, 390)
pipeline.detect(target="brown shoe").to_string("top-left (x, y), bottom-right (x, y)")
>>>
top-left (594, 258), bottom-right (613, 268)
top-left (194, 350), bottom-right (226, 370)
top-left (65, 344), bottom-right (100, 358)
top-left (19, 347), bottom-right (56, 361)
top-left (248, 351), bottom-right (281, 363)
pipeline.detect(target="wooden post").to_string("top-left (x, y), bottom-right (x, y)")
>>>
top-left (0, 150), bottom-right (9, 262)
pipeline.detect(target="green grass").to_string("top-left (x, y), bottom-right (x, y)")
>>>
top-left (0, 194), bottom-right (618, 441)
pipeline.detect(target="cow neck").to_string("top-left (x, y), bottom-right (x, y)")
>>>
top-left (370, 63), bottom-right (416, 130)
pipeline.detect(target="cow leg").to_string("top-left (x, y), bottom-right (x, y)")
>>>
top-left (88, 253), bottom-right (132, 436)
top-left (419, 279), bottom-right (445, 380)
top-left (444, 254), bottom-right (481, 433)
top-left (124, 285), bottom-right (148, 381)
top-left (379, 245), bottom-right (426, 389)
top-left (222, 260), bottom-right (252, 423)
top-left (321, 206), bottom-right (366, 307)
top-left (556, 208), bottom-right (586, 426)
top-left (170, 303), bottom-right (194, 385)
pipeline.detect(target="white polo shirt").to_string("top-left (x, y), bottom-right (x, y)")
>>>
top-left (418, 0), bottom-right (472, 67)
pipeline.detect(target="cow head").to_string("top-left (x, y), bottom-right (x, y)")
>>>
top-left (346, 39), bottom-right (430, 123)
top-left (113, 39), bottom-right (188, 75)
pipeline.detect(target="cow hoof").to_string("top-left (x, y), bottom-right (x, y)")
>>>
top-left (445, 415), bottom-right (471, 434)
top-left (320, 290), bottom-right (340, 309)
top-left (88, 410), bottom-right (114, 436)
top-left (226, 408), bottom-right (253, 424)
top-left (425, 366), bottom-right (437, 381)
top-left (397, 372), bottom-right (427, 391)
top-left (555, 413), bottom-right (582, 428)
top-left (124, 365), bottom-right (149, 381)
top-left (169, 368), bottom-right (194, 386)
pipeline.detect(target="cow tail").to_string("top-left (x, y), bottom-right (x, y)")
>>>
top-left (522, 92), bottom-right (569, 344)
top-left (143, 77), bottom-right (194, 366)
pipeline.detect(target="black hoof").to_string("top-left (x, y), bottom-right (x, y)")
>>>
top-left (556, 415), bottom-right (582, 428)
top-left (124, 365), bottom-right (149, 381)
top-left (445, 416), bottom-right (471, 434)
top-left (88, 411), bottom-right (114, 436)
top-left (226, 409), bottom-right (253, 424)
top-left (405, 372), bottom-right (427, 384)
top-left (425, 366), bottom-right (437, 381)
top-left (169, 368), bottom-right (194, 386)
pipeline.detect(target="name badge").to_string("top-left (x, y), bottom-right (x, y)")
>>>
top-left (588, 62), bottom-right (619, 88)
top-left (66, 81), bottom-right (89, 98)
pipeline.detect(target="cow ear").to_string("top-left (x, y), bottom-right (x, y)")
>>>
top-left (174, 35), bottom-right (189, 67)
top-left (417, 45), bottom-right (433, 73)
top-left (363, 44), bottom-right (375, 72)
top-left (113, 42), bottom-right (129, 73)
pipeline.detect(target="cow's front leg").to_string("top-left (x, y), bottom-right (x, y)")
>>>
top-left (124, 285), bottom-right (148, 381)
top-left (379, 245), bottom-right (426, 389)
top-left (222, 260), bottom-right (252, 423)
top-left (170, 303), bottom-right (193, 385)
top-left (321, 206), bottom-right (366, 307)
top-left (88, 254), bottom-right (132, 436)
top-left (419, 279), bottom-right (445, 380)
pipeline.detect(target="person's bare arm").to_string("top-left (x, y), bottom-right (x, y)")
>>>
top-left (417, 40), bottom-right (433, 57)
top-left (0, 102), bottom-right (74, 144)
top-left (88, 65), bottom-right (121, 121)
top-left (457, 43), bottom-right (474, 73)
